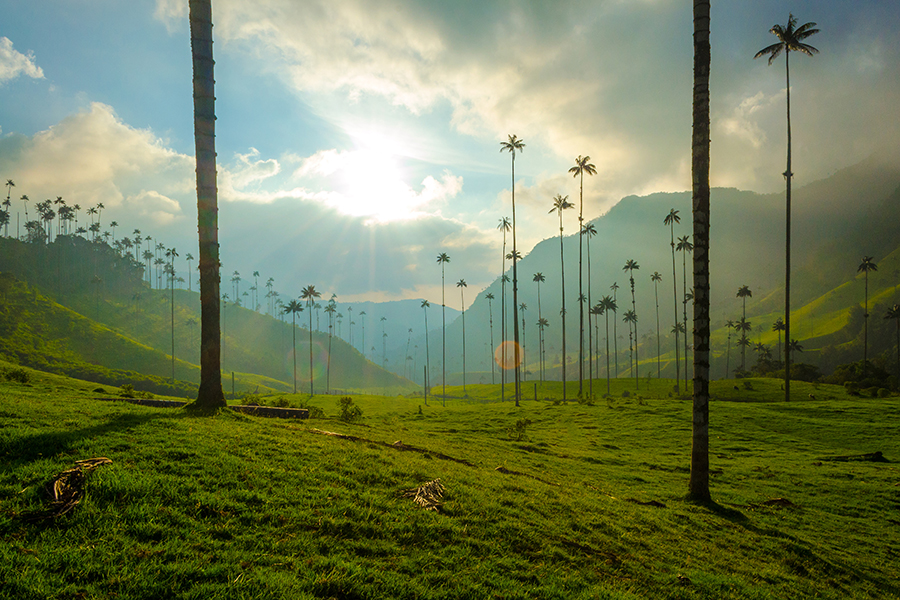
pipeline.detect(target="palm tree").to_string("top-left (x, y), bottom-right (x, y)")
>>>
top-left (187, 0), bottom-right (225, 410)
top-left (677, 235), bottom-right (693, 381)
top-left (600, 295), bottom-right (617, 396)
top-left (885, 304), bottom-right (900, 380)
top-left (755, 13), bottom-right (819, 404)
top-left (166, 247), bottom-right (179, 382)
top-left (663, 208), bottom-right (681, 392)
top-left (532, 273), bottom-right (545, 381)
top-left (610, 282), bottom-right (620, 377)
top-left (772, 318), bottom-right (785, 364)
top-left (436, 252), bottom-right (451, 405)
top-left (725, 319), bottom-right (735, 377)
top-left (457, 278), bottom-right (468, 395)
top-left (421, 299), bottom-right (431, 403)
top-left (283, 299), bottom-right (304, 393)
top-left (858, 256), bottom-right (878, 377)
top-left (623, 259), bottom-right (640, 389)
top-left (183, 253), bottom-right (194, 290)
top-left (324, 301), bottom-right (336, 393)
top-left (537, 317), bottom-right (549, 385)
top-left (651, 272), bottom-right (662, 378)
top-left (300, 285), bottom-right (321, 395)
top-left (497, 216), bottom-right (511, 402)
top-left (359, 310), bottom-right (366, 355)
top-left (582, 224), bottom-right (598, 395)
top-left (500, 134), bottom-right (525, 407)
top-left (690, 0), bottom-right (712, 502)
top-left (519, 302), bottom-right (527, 381)
top-left (3, 179), bottom-right (13, 237)
top-left (405, 327), bottom-right (413, 379)
top-left (549, 193), bottom-right (574, 402)
top-left (623, 310), bottom-right (637, 383)
top-left (485, 292), bottom-right (496, 385)
top-left (736, 318), bottom-right (752, 371)
top-left (736, 285), bottom-right (752, 322)
top-left (569, 155), bottom-right (597, 397)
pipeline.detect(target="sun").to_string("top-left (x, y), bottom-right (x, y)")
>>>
top-left (335, 130), bottom-right (428, 222)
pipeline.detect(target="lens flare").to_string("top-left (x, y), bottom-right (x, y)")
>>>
top-left (494, 340), bottom-right (523, 371)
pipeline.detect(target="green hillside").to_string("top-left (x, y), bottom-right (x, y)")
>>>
top-left (0, 236), bottom-right (418, 396)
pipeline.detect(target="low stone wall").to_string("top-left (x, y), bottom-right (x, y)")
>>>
top-left (96, 397), bottom-right (309, 419)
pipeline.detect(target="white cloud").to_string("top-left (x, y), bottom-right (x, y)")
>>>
top-left (0, 102), bottom-right (192, 220)
top-left (0, 37), bottom-right (44, 84)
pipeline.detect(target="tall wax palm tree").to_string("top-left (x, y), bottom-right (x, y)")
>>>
top-left (3, 179), bottom-right (13, 237)
top-left (549, 194), bottom-right (574, 402)
top-left (188, 0), bottom-right (225, 410)
top-left (690, 0), bottom-right (712, 501)
top-left (772, 317), bottom-right (785, 364)
top-left (283, 299), bottom-right (304, 393)
top-left (600, 295), bottom-right (617, 396)
top-left (885, 304), bottom-right (900, 381)
top-left (380, 316), bottom-right (388, 368)
top-left (590, 304), bottom-right (602, 379)
top-left (324, 301), bottom-right (336, 393)
top-left (252, 271), bottom-right (260, 310)
top-left (736, 285), bottom-right (752, 322)
top-left (725, 319), bottom-right (735, 377)
top-left (582, 224), bottom-right (597, 395)
top-left (405, 328), bottom-right (413, 379)
top-left (858, 256), bottom-right (878, 377)
top-left (677, 235), bottom-right (693, 381)
top-left (569, 155), bottom-right (597, 396)
top-left (623, 259), bottom-right (640, 389)
top-left (736, 318), bottom-right (752, 371)
top-left (736, 285), bottom-right (753, 369)
top-left (300, 285), bottom-right (321, 395)
top-left (501, 134), bottom-right (525, 407)
top-left (421, 299), bottom-right (431, 403)
top-left (457, 278), bottom-right (468, 395)
top-left (755, 13), bottom-right (819, 403)
top-left (497, 216), bottom-right (511, 401)
top-left (436, 252), bottom-right (450, 406)
top-left (532, 273), bottom-right (545, 382)
top-left (664, 209), bottom-right (681, 391)
top-left (537, 317), bottom-right (549, 384)
top-left (610, 282), bottom-right (620, 377)
top-left (359, 310), bottom-right (366, 354)
top-left (166, 247), bottom-right (179, 382)
top-left (519, 302), bottom-right (527, 381)
top-left (485, 292), bottom-right (496, 384)
top-left (651, 272), bottom-right (662, 378)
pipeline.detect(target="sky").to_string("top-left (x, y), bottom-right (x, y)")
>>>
top-left (1, 0), bottom-right (898, 310)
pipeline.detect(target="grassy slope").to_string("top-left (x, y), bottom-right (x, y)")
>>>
top-left (1, 367), bottom-right (898, 599)
top-left (0, 274), bottom-right (286, 398)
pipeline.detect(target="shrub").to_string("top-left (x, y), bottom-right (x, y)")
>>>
top-left (337, 396), bottom-right (362, 422)
top-left (3, 367), bottom-right (30, 384)
top-left (507, 418), bottom-right (532, 441)
top-left (877, 388), bottom-right (891, 398)
top-left (242, 393), bottom-right (262, 406)
top-left (621, 390), bottom-right (630, 398)
top-left (118, 384), bottom-right (136, 398)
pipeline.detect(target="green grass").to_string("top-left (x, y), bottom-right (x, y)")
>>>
top-left (2, 370), bottom-right (899, 599)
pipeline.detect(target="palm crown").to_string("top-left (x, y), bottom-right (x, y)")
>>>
top-left (754, 14), bottom-right (819, 64)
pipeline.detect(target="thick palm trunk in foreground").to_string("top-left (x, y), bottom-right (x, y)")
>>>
top-left (689, 0), bottom-right (711, 502)
top-left (190, 0), bottom-right (225, 410)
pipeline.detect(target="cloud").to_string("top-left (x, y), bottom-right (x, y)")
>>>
top-left (0, 37), bottom-right (44, 84)
top-left (0, 102), bottom-right (193, 221)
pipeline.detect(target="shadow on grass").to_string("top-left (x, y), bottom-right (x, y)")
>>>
top-left (0, 411), bottom-right (171, 465)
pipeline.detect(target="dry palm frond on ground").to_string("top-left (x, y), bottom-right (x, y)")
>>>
top-left (24, 457), bottom-right (113, 521)
top-left (400, 479), bottom-right (445, 511)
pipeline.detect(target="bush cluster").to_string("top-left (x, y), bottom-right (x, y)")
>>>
top-left (337, 396), bottom-right (362, 422)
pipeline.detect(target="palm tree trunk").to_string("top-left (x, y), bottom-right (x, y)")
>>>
top-left (670, 226), bottom-right (680, 392)
top-left (559, 215), bottom-right (567, 403)
top-left (586, 234), bottom-right (593, 397)
top-left (784, 49), bottom-right (793, 402)
top-left (578, 173), bottom-right (584, 397)
top-left (308, 309), bottom-right (314, 396)
top-left (511, 156), bottom-right (521, 407)
top-left (655, 281), bottom-right (661, 379)
top-left (441, 266), bottom-right (446, 406)
top-left (189, 0), bottom-right (225, 410)
top-left (863, 271), bottom-right (868, 377)
top-left (689, 0), bottom-right (711, 503)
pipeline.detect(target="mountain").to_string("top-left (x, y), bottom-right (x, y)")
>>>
top-left (396, 150), bottom-right (900, 382)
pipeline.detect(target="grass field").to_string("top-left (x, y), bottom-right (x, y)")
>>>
top-left (1, 364), bottom-right (899, 599)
